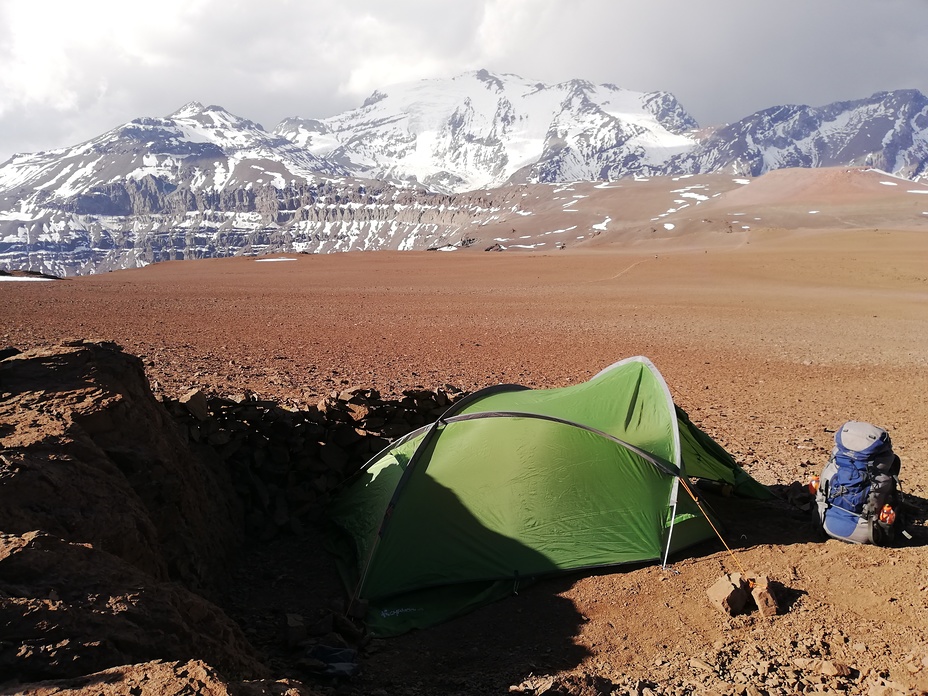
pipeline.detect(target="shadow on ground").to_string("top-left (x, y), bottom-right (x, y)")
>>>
top-left (354, 576), bottom-right (587, 695)
top-left (690, 483), bottom-right (928, 552)
top-left (219, 525), bottom-right (589, 696)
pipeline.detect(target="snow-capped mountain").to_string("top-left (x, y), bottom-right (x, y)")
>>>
top-left (2, 69), bottom-right (928, 276)
top-left (668, 89), bottom-right (928, 178)
top-left (274, 70), bottom-right (699, 192)
top-left (0, 102), bottom-right (344, 212)
top-left (0, 101), bottom-right (483, 276)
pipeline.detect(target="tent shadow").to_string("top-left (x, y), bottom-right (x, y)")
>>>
top-left (897, 490), bottom-right (928, 546)
top-left (344, 472), bottom-right (591, 691)
top-left (704, 485), bottom-right (829, 549)
top-left (357, 575), bottom-right (590, 693)
top-left (675, 483), bottom-right (928, 553)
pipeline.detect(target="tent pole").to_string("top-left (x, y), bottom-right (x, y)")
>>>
top-left (662, 476), bottom-right (681, 569)
top-left (661, 498), bottom-right (678, 569)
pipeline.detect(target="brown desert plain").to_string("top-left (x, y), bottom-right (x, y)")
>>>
top-left (1, 167), bottom-right (928, 695)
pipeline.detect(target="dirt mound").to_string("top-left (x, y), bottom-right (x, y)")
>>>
top-left (0, 532), bottom-right (264, 683)
top-left (0, 341), bottom-right (241, 589)
top-left (0, 343), bottom-right (265, 689)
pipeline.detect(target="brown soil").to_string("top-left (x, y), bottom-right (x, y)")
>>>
top-left (3, 173), bottom-right (928, 694)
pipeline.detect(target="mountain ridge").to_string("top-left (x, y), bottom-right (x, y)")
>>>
top-left (1, 69), bottom-right (928, 275)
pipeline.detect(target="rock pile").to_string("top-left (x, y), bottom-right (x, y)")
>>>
top-left (706, 572), bottom-right (780, 618)
top-left (3, 658), bottom-right (320, 696)
top-left (672, 629), bottom-right (928, 696)
top-left (160, 383), bottom-right (464, 540)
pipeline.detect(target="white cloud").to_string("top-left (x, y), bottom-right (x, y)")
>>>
top-left (0, 0), bottom-right (208, 112)
top-left (0, 0), bottom-right (927, 163)
top-left (473, 0), bottom-right (559, 67)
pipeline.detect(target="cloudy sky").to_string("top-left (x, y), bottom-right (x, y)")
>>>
top-left (1, 0), bottom-right (927, 163)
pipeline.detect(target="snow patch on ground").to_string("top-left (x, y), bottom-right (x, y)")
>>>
top-left (0, 276), bottom-right (56, 281)
top-left (255, 257), bottom-right (298, 262)
top-left (542, 226), bottom-right (577, 236)
top-left (679, 191), bottom-right (709, 201)
top-left (864, 168), bottom-right (910, 182)
top-left (663, 223), bottom-right (675, 230)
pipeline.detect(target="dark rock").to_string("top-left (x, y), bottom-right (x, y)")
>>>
top-left (0, 346), bottom-right (22, 361)
top-left (180, 389), bottom-right (210, 421)
top-left (284, 613), bottom-right (306, 648)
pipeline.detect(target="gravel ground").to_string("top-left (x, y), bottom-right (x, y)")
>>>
top-left (3, 224), bottom-right (927, 694)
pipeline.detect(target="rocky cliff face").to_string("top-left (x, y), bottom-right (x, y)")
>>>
top-left (0, 176), bottom-right (499, 276)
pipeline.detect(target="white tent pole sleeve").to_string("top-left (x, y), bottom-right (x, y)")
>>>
top-left (662, 477), bottom-right (681, 568)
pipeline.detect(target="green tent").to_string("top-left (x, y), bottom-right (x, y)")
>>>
top-left (327, 357), bottom-right (769, 635)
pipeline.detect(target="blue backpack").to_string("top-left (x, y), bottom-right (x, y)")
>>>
top-left (815, 421), bottom-right (902, 545)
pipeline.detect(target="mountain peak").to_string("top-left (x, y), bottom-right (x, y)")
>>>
top-left (170, 101), bottom-right (207, 118)
top-left (562, 78), bottom-right (596, 93)
top-left (362, 90), bottom-right (388, 108)
top-left (473, 68), bottom-right (505, 93)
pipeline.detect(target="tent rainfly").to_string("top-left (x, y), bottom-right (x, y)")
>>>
top-left (327, 357), bottom-right (770, 635)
